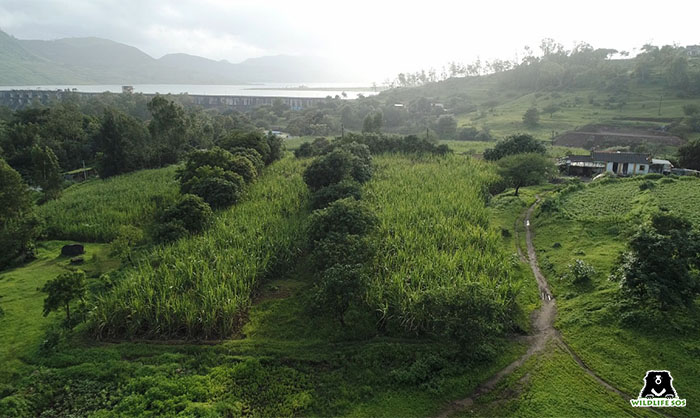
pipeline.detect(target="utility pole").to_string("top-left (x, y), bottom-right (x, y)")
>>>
top-left (83, 160), bottom-right (87, 181)
top-left (426, 127), bottom-right (429, 140)
top-left (341, 124), bottom-right (344, 139)
top-left (658, 94), bottom-right (663, 116)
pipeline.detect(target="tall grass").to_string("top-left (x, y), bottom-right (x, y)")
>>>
top-left (90, 157), bottom-right (309, 340)
top-left (364, 154), bottom-right (523, 333)
top-left (38, 166), bottom-right (180, 242)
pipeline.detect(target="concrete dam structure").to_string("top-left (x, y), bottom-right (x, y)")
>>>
top-left (0, 89), bottom-right (327, 111)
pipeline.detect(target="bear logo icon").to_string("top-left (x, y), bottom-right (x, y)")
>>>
top-left (639, 370), bottom-right (677, 399)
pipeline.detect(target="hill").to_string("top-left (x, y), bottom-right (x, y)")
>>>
top-left (0, 29), bottom-right (350, 85)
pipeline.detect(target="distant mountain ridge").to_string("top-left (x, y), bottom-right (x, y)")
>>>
top-left (0, 29), bottom-right (347, 85)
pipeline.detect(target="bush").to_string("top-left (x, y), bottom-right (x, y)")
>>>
top-left (561, 259), bottom-right (596, 284)
top-left (266, 132), bottom-right (284, 163)
top-left (229, 147), bottom-right (264, 174)
top-left (110, 225), bottom-right (144, 262)
top-left (229, 154), bottom-right (258, 183)
top-left (310, 180), bottom-right (362, 210)
top-left (303, 149), bottom-right (354, 191)
top-left (307, 198), bottom-right (378, 243)
top-left (413, 284), bottom-right (510, 349)
top-left (157, 194), bottom-right (213, 238)
top-left (219, 131), bottom-right (272, 164)
top-left (483, 134), bottom-right (547, 161)
top-left (309, 232), bottom-right (374, 271)
top-left (338, 142), bottom-right (373, 183)
top-left (311, 264), bottom-right (367, 325)
top-left (188, 175), bottom-right (244, 208)
top-left (639, 180), bottom-right (656, 190)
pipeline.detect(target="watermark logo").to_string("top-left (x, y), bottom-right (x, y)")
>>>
top-left (630, 370), bottom-right (686, 408)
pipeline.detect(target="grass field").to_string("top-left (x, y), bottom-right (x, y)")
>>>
top-left (0, 241), bottom-right (117, 386)
top-left (38, 166), bottom-right (180, 242)
top-left (528, 175), bottom-right (700, 417)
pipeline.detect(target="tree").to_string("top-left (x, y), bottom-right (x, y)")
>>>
top-left (483, 134), bottom-right (547, 161)
top-left (29, 145), bottom-right (62, 201)
top-left (312, 264), bottom-right (366, 326)
top-left (307, 198), bottom-right (378, 243)
top-left (610, 213), bottom-right (700, 312)
top-left (310, 180), bottom-right (363, 210)
top-left (148, 96), bottom-right (188, 166)
top-left (41, 270), bottom-right (86, 327)
top-left (0, 158), bottom-right (40, 269)
top-left (95, 109), bottom-right (149, 177)
top-left (153, 194), bottom-right (213, 242)
top-left (434, 115), bottom-right (457, 139)
top-left (303, 149), bottom-right (354, 191)
top-left (497, 153), bottom-right (555, 195)
top-left (542, 104), bottom-right (561, 118)
top-left (110, 225), bottom-right (144, 263)
top-left (522, 107), bottom-right (540, 128)
top-left (678, 139), bottom-right (700, 170)
top-left (219, 131), bottom-right (272, 164)
top-left (362, 112), bottom-right (383, 133)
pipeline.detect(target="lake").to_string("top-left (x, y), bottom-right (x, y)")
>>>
top-left (0, 83), bottom-right (382, 99)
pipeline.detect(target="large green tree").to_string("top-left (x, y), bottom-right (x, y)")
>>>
top-left (611, 213), bottom-right (700, 311)
top-left (497, 153), bottom-right (555, 195)
top-left (678, 139), bottom-right (700, 170)
top-left (484, 134), bottom-right (547, 161)
top-left (0, 158), bottom-right (40, 268)
top-left (29, 144), bottom-right (62, 201)
top-left (95, 109), bottom-right (150, 177)
top-left (148, 96), bottom-right (188, 166)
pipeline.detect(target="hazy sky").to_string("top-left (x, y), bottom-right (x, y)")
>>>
top-left (1, 0), bottom-right (698, 81)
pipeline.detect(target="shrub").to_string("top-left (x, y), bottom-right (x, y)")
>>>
top-left (483, 134), bottom-right (547, 161)
top-left (413, 284), bottom-right (510, 349)
top-left (159, 194), bottom-right (213, 233)
top-left (639, 180), bottom-right (656, 190)
top-left (219, 131), bottom-right (272, 164)
top-left (561, 259), bottom-right (596, 284)
top-left (303, 149), bottom-right (354, 191)
top-left (228, 154), bottom-right (258, 183)
top-left (294, 142), bottom-right (315, 158)
top-left (339, 142), bottom-right (373, 183)
top-left (309, 232), bottom-right (374, 271)
top-left (188, 175), bottom-right (245, 208)
top-left (311, 264), bottom-right (367, 325)
top-left (41, 270), bottom-right (87, 328)
top-left (266, 132), bottom-right (284, 163)
top-left (307, 198), bottom-right (378, 243)
top-left (610, 213), bottom-right (700, 312)
top-left (229, 147), bottom-right (264, 174)
top-left (151, 220), bottom-right (189, 243)
top-left (310, 180), bottom-right (362, 210)
top-left (110, 225), bottom-right (144, 262)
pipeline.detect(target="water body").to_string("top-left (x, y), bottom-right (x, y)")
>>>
top-left (0, 83), bottom-right (381, 99)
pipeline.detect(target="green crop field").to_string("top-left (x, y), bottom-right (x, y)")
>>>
top-left (91, 157), bottom-right (310, 340)
top-left (38, 166), bottom-right (180, 242)
top-left (365, 154), bottom-right (539, 335)
top-left (560, 175), bottom-right (700, 225)
top-left (1, 153), bottom-right (540, 417)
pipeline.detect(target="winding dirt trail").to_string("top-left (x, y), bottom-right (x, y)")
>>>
top-left (435, 197), bottom-right (637, 417)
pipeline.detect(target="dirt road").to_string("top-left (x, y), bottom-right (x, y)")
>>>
top-left (435, 197), bottom-right (635, 417)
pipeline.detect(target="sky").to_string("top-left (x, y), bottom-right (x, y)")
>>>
top-left (1, 0), bottom-right (699, 82)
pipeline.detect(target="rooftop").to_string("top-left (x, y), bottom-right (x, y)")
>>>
top-left (591, 151), bottom-right (650, 164)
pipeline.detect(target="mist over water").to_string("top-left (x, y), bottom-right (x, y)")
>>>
top-left (0, 83), bottom-right (380, 99)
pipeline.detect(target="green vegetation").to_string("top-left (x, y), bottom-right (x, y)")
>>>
top-left (529, 175), bottom-right (700, 417)
top-left (365, 155), bottom-right (536, 347)
top-left (91, 157), bottom-right (309, 340)
top-left (0, 158), bottom-right (40, 269)
top-left (37, 165), bottom-right (179, 242)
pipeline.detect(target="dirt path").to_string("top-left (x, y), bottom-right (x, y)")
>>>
top-left (435, 197), bottom-right (638, 417)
